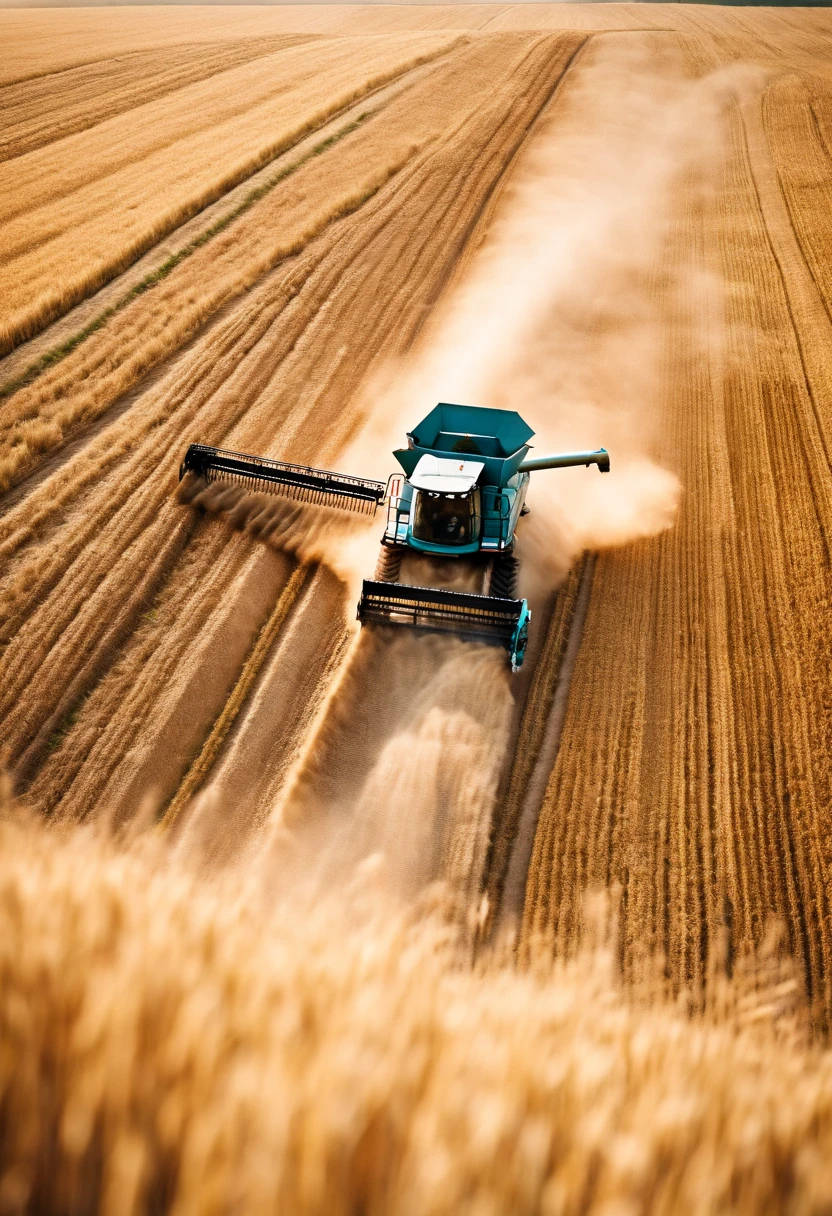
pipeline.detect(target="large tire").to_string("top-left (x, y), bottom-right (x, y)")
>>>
top-left (374, 544), bottom-right (404, 583)
top-left (491, 554), bottom-right (520, 599)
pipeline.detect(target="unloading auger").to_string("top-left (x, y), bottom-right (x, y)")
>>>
top-left (179, 403), bottom-right (609, 671)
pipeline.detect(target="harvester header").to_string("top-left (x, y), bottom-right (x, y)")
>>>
top-left (180, 403), bottom-right (609, 671)
top-left (179, 443), bottom-right (385, 513)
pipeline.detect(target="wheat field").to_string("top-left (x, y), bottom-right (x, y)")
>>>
top-left (3, 4), bottom-right (832, 1210)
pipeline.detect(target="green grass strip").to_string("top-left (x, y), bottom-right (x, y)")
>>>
top-left (0, 110), bottom-right (374, 401)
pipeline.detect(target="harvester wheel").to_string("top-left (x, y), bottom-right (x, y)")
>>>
top-left (491, 555), bottom-right (520, 599)
top-left (374, 544), bottom-right (404, 583)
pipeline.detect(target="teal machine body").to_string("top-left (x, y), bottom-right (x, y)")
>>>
top-left (180, 403), bottom-right (609, 671)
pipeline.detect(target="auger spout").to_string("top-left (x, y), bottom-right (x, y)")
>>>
top-left (518, 448), bottom-right (610, 474)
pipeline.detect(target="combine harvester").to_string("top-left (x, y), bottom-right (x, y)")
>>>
top-left (180, 404), bottom-right (609, 671)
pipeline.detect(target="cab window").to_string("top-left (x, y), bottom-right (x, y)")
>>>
top-left (412, 490), bottom-right (480, 545)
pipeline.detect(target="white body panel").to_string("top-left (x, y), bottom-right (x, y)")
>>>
top-left (409, 455), bottom-right (484, 494)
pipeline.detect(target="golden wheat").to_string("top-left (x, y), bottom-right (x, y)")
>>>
top-left (0, 32), bottom-right (579, 833)
top-left (0, 33), bottom-right (516, 490)
top-left (0, 35), bottom-right (317, 161)
top-left (0, 800), bottom-right (829, 1215)
top-left (521, 31), bottom-right (832, 1030)
top-left (0, 32), bottom-right (461, 352)
top-left (3, 10), bottom-right (832, 1207)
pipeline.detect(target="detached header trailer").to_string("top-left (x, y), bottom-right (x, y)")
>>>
top-left (180, 403), bottom-right (609, 671)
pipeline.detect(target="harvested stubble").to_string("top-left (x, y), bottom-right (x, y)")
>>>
top-left (0, 4), bottom-right (481, 85)
top-left (0, 31), bottom-right (461, 353)
top-left (522, 37), bottom-right (832, 1028)
top-left (0, 801), bottom-right (829, 1215)
top-left (263, 624), bottom-right (514, 905)
top-left (762, 75), bottom-right (832, 323)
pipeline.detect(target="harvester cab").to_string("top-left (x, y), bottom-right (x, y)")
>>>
top-left (179, 403), bottom-right (609, 671)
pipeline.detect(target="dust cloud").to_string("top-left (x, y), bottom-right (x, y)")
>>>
top-left (343, 37), bottom-right (731, 590)
top-left (245, 631), bottom-right (514, 908)
top-left (178, 40), bottom-right (732, 906)
top-left (180, 39), bottom-right (731, 601)
top-left (315, 639), bottom-right (512, 903)
top-left (176, 471), bottom-right (379, 606)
